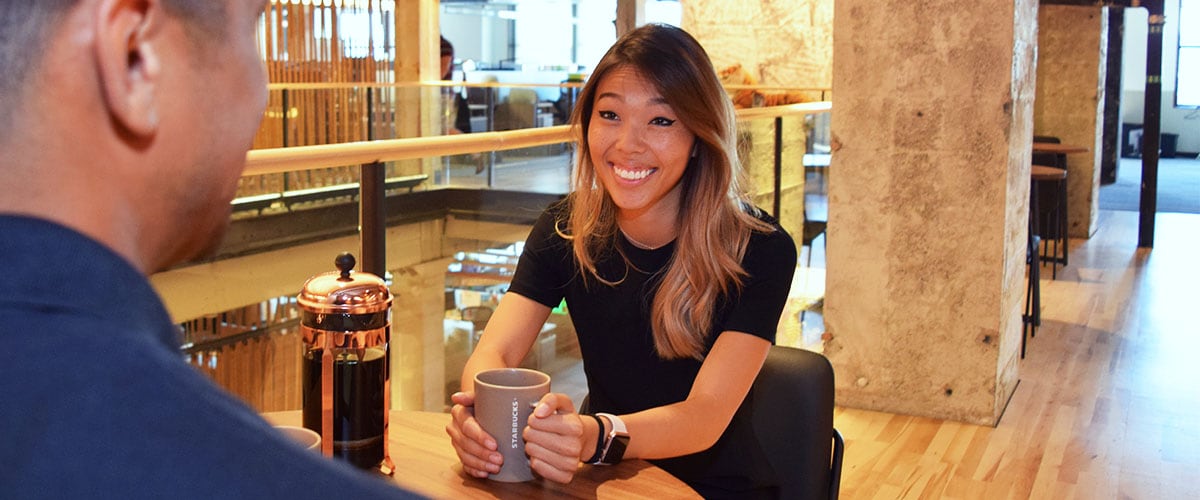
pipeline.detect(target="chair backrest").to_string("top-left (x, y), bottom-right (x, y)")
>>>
top-left (751, 345), bottom-right (842, 500)
top-left (460, 306), bottom-right (493, 332)
top-left (465, 87), bottom-right (492, 105)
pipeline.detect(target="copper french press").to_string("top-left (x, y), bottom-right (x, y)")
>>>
top-left (297, 253), bottom-right (393, 475)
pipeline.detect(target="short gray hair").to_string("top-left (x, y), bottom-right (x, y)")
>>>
top-left (0, 0), bottom-right (229, 132)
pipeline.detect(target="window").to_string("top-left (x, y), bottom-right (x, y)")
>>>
top-left (1177, 0), bottom-right (1199, 107)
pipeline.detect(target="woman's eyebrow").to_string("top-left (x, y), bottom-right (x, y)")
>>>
top-left (594, 92), bottom-right (670, 106)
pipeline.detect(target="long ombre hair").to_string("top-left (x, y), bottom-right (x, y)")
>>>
top-left (564, 24), bottom-right (774, 360)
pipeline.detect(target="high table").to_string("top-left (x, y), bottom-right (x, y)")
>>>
top-left (263, 410), bottom-right (700, 499)
top-left (1029, 141), bottom-right (1088, 276)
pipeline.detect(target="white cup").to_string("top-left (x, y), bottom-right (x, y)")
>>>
top-left (275, 425), bottom-right (321, 452)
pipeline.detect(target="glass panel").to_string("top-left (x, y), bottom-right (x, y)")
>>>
top-left (1181, 0), bottom-right (1199, 47)
top-left (1177, 48), bottom-right (1200, 107)
top-left (733, 112), bottom-right (829, 353)
top-left (436, 145), bottom-right (572, 194)
top-left (443, 247), bottom-right (585, 409)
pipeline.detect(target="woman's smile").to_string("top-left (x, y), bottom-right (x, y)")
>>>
top-left (611, 164), bottom-right (657, 182)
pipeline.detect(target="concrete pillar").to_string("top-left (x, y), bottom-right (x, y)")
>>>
top-left (1100, 7), bottom-right (1124, 185)
top-left (394, 0), bottom-right (441, 178)
top-left (395, 0), bottom-right (440, 138)
top-left (389, 258), bottom-right (453, 412)
top-left (825, 0), bottom-right (1036, 425)
top-left (1035, 5), bottom-right (1109, 238)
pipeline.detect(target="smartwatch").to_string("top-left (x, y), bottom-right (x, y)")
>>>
top-left (591, 413), bottom-right (630, 465)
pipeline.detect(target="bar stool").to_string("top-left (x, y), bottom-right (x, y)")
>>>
top-left (1022, 231), bottom-right (1041, 359)
top-left (1031, 164), bottom-right (1068, 279)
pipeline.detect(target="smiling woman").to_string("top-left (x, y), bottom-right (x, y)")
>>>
top-left (446, 24), bottom-right (798, 498)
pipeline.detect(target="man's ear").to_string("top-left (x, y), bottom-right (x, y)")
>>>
top-left (93, 0), bottom-right (163, 139)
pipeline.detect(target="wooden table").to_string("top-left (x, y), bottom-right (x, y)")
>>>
top-left (1031, 142), bottom-right (1089, 155)
top-left (264, 410), bottom-right (699, 499)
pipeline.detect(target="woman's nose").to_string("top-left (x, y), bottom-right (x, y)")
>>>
top-left (612, 124), bottom-right (647, 153)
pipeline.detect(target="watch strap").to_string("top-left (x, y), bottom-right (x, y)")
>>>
top-left (592, 413), bottom-right (629, 465)
top-left (583, 414), bottom-right (605, 464)
top-left (596, 412), bottom-right (626, 435)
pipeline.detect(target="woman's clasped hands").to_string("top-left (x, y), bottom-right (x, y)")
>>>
top-left (445, 391), bottom-right (588, 484)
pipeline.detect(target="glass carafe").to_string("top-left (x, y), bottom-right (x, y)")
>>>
top-left (297, 253), bottom-right (393, 475)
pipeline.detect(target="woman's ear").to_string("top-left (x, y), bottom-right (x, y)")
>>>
top-left (92, 0), bottom-right (163, 139)
top-left (691, 140), bottom-right (700, 158)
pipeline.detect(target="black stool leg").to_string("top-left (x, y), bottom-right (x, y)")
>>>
top-left (1059, 176), bottom-right (1069, 269)
top-left (1023, 234), bottom-right (1042, 358)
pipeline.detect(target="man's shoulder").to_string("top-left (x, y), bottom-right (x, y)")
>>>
top-left (0, 325), bottom-right (420, 499)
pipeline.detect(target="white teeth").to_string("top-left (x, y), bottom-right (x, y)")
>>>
top-left (613, 166), bottom-right (653, 180)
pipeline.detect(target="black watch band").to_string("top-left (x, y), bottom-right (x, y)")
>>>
top-left (591, 413), bottom-right (629, 465)
top-left (584, 414), bottom-right (605, 464)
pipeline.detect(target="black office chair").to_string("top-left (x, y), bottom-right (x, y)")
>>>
top-left (751, 345), bottom-right (844, 500)
top-left (460, 306), bottom-right (493, 342)
top-left (577, 346), bottom-right (844, 498)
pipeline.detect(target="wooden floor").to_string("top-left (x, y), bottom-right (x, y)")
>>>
top-left (834, 210), bottom-right (1200, 499)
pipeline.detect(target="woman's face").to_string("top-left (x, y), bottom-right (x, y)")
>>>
top-left (587, 66), bottom-right (696, 223)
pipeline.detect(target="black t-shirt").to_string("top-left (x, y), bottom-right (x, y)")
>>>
top-left (508, 200), bottom-right (797, 496)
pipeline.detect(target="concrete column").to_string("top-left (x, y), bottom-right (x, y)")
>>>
top-left (826, 0), bottom-right (1037, 425)
top-left (389, 258), bottom-right (453, 412)
top-left (1100, 7), bottom-right (1124, 185)
top-left (395, 0), bottom-right (439, 135)
top-left (1035, 5), bottom-right (1108, 238)
top-left (394, 0), bottom-right (441, 177)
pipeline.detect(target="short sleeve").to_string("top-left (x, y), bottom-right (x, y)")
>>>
top-left (716, 222), bottom-right (798, 343)
top-left (507, 203), bottom-right (573, 308)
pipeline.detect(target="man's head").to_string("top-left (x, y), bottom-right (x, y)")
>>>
top-left (440, 36), bottom-right (454, 80)
top-left (0, 0), bottom-right (269, 273)
top-left (1, 1), bottom-right (227, 131)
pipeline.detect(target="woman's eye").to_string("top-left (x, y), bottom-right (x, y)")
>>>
top-left (650, 117), bottom-right (676, 127)
top-left (597, 110), bottom-right (618, 120)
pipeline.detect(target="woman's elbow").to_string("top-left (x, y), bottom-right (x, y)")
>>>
top-left (686, 411), bottom-right (735, 453)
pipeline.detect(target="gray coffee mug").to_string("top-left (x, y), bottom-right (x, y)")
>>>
top-left (473, 368), bottom-right (551, 482)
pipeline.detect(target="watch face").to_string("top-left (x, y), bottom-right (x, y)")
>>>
top-left (604, 435), bottom-right (630, 464)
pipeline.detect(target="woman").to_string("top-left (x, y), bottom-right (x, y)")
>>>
top-left (445, 24), bottom-right (797, 498)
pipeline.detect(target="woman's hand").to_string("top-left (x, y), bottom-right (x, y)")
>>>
top-left (523, 393), bottom-right (587, 484)
top-left (445, 391), bottom-right (504, 478)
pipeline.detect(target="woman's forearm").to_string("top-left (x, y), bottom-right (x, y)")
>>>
top-left (619, 396), bottom-right (732, 459)
top-left (608, 332), bottom-right (771, 460)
